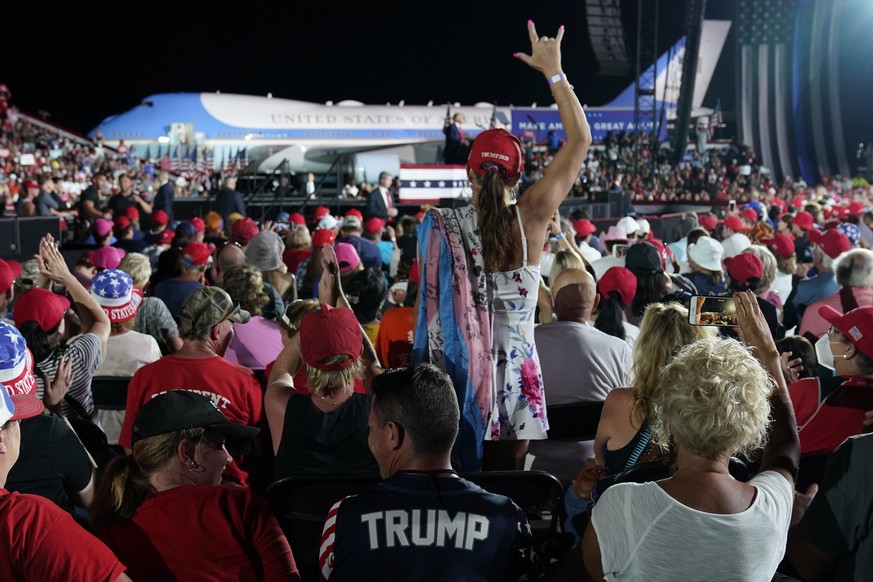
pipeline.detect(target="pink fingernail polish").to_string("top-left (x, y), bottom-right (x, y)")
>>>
top-left (513, 53), bottom-right (520, 58)
top-left (527, 19), bottom-right (533, 25)
top-left (560, 25), bottom-right (565, 29)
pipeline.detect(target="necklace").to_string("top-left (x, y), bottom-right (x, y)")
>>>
top-left (317, 388), bottom-right (352, 407)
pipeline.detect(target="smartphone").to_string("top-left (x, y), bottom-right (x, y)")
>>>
top-left (688, 295), bottom-right (738, 327)
top-left (826, 383), bottom-right (873, 411)
top-left (612, 243), bottom-right (630, 258)
top-left (728, 199), bottom-right (736, 214)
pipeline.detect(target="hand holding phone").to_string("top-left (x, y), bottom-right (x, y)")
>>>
top-left (688, 295), bottom-right (737, 327)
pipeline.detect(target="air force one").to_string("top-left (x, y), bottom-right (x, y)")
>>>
top-left (91, 20), bottom-right (730, 185)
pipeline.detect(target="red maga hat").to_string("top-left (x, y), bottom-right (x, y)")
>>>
top-left (299, 304), bottom-right (363, 370)
top-left (467, 129), bottom-right (524, 187)
top-left (808, 228), bottom-right (850, 260)
top-left (819, 305), bottom-right (873, 359)
top-left (758, 234), bottom-right (795, 259)
top-left (597, 266), bottom-right (637, 306)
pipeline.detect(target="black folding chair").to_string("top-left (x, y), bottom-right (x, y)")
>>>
top-left (545, 400), bottom-right (605, 441)
top-left (461, 469), bottom-right (567, 567)
top-left (265, 474), bottom-right (381, 581)
top-left (90, 376), bottom-right (131, 411)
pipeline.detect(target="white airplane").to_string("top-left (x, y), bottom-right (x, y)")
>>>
top-left (90, 20), bottom-right (730, 198)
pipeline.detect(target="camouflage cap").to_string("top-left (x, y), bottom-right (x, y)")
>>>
top-left (179, 286), bottom-right (250, 336)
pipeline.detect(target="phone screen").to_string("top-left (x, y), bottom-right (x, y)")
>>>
top-left (688, 295), bottom-right (737, 327)
top-left (728, 200), bottom-right (736, 213)
top-left (612, 243), bottom-right (630, 258)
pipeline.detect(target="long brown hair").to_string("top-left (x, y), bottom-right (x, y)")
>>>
top-left (475, 165), bottom-right (519, 273)
top-left (90, 428), bottom-right (204, 528)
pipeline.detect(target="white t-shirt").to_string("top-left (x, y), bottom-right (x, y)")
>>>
top-left (591, 470), bottom-right (793, 581)
top-left (95, 330), bottom-right (161, 444)
top-left (621, 321), bottom-right (640, 351)
top-left (770, 271), bottom-right (793, 306)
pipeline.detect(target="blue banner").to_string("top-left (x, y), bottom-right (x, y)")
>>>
top-left (512, 108), bottom-right (668, 143)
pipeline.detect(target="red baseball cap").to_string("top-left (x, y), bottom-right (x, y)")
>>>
top-left (849, 202), bottom-right (867, 215)
top-left (759, 234), bottom-right (795, 259)
top-left (808, 228), bottom-right (850, 259)
top-left (0, 259), bottom-right (22, 294)
top-left (124, 206), bottom-right (139, 221)
top-left (698, 214), bottom-right (718, 231)
top-left (819, 305), bottom-right (873, 359)
top-left (724, 215), bottom-right (747, 232)
top-left (345, 208), bottom-right (363, 220)
top-left (741, 208), bottom-right (758, 223)
top-left (230, 217), bottom-right (260, 244)
top-left (573, 219), bottom-right (596, 238)
top-left (189, 217), bottom-right (205, 233)
top-left (151, 210), bottom-right (169, 226)
top-left (724, 253), bottom-right (764, 284)
top-left (299, 304), bottom-right (363, 370)
top-left (113, 216), bottom-right (131, 232)
top-left (156, 230), bottom-right (175, 245)
top-left (364, 217), bottom-right (386, 235)
top-left (791, 211), bottom-right (815, 231)
top-left (597, 266), bottom-right (637, 306)
top-left (13, 288), bottom-right (70, 332)
top-left (181, 242), bottom-right (212, 266)
top-left (24, 180), bottom-right (38, 190)
top-left (289, 212), bottom-right (306, 226)
top-left (311, 228), bottom-right (336, 248)
top-left (314, 206), bottom-right (330, 221)
top-left (467, 129), bottom-right (524, 187)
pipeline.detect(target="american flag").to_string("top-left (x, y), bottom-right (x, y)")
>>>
top-left (169, 146), bottom-right (181, 172)
top-left (708, 99), bottom-right (724, 140)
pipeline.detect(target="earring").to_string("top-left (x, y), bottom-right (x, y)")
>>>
top-left (189, 462), bottom-right (199, 472)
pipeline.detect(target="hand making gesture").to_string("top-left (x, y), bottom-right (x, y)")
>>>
top-left (515, 21), bottom-right (565, 79)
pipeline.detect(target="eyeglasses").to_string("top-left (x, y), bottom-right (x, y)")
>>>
top-left (827, 326), bottom-right (838, 337)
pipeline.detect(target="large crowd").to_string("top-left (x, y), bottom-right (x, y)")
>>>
top-left (2, 22), bottom-right (873, 581)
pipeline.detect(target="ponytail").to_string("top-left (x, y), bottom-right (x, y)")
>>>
top-left (476, 165), bottom-right (519, 273)
top-left (90, 428), bottom-right (204, 529)
top-left (594, 292), bottom-right (626, 341)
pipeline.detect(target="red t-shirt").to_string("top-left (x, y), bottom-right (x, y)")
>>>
top-left (96, 485), bottom-right (298, 581)
top-left (0, 488), bottom-right (126, 582)
top-left (792, 376), bottom-right (868, 454)
top-left (119, 355), bottom-right (265, 486)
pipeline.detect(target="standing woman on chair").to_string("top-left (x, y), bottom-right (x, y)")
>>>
top-left (413, 21), bottom-right (591, 471)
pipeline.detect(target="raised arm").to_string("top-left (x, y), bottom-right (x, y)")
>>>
top-left (516, 21), bottom-right (592, 228)
top-left (735, 290), bottom-right (800, 482)
top-left (265, 333), bottom-right (301, 455)
top-left (36, 234), bottom-right (110, 352)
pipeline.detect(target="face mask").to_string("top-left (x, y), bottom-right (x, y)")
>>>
top-left (815, 334), bottom-right (848, 371)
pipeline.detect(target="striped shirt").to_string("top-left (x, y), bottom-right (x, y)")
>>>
top-left (34, 333), bottom-right (103, 421)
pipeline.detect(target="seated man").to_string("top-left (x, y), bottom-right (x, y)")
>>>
top-left (530, 268), bottom-right (632, 487)
top-left (118, 286), bottom-right (263, 487)
top-left (319, 364), bottom-right (541, 581)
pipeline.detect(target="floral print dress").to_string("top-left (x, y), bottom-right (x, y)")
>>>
top-left (486, 206), bottom-right (549, 441)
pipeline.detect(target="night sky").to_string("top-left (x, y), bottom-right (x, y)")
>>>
top-left (6, 0), bottom-right (870, 159)
top-left (7, 0), bottom-right (714, 135)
